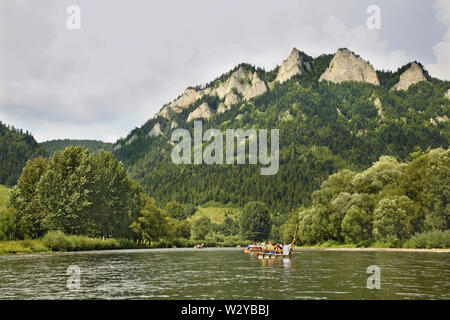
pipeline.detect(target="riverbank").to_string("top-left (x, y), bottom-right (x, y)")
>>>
top-left (296, 247), bottom-right (450, 253)
top-left (2, 239), bottom-right (450, 256)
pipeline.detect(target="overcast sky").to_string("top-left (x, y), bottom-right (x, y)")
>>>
top-left (1, 0), bottom-right (449, 142)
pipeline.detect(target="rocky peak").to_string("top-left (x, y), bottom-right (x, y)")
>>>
top-left (275, 48), bottom-right (312, 83)
top-left (319, 48), bottom-right (379, 85)
top-left (187, 103), bottom-right (212, 122)
top-left (393, 63), bottom-right (427, 91)
top-left (212, 66), bottom-right (267, 101)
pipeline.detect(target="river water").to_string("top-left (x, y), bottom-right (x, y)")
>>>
top-left (0, 248), bottom-right (448, 299)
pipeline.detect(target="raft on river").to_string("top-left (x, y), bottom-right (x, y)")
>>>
top-left (257, 251), bottom-right (294, 259)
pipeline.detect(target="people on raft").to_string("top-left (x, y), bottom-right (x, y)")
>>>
top-left (246, 239), bottom-right (295, 255)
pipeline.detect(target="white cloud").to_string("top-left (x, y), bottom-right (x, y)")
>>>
top-left (427, 0), bottom-right (450, 80)
top-left (0, 0), bottom-right (446, 142)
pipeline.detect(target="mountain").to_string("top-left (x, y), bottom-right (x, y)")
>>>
top-left (0, 122), bottom-right (46, 186)
top-left (40, 139), bottom-right (113, 156)
top-left (319, 48), bottom-right (379, 85)
top-left (113, 48), bottom-right (450, 213)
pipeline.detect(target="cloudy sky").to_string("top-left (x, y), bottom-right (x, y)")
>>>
top-left (1, 0), bottom-right (449, 142)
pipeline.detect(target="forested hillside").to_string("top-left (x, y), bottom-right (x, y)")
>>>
top-left (40, 139), bottom-right (113, 156)
top-left (113, 49), bottom-right (450, 214)
top-left (0, 122), bottom-right (46, 186)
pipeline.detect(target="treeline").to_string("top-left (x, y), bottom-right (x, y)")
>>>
top-left (280, 148), bottom-right (449, 246)
top-left (0, 121), bottom-right (46, 187)
top-left (0, 146), bottom-right (275, 246)
top-left (40, 139), bottom-right (113, 156)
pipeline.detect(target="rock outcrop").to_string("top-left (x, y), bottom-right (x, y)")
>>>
top-left (125, 134), bottom-right (137, 145)
top-left (170, 121), bottom-right (178, 129)
top-left (148, 123), bottom-right (163, 136)
top-left (445, 89), bottom-right (450, 99)
top-left (158, 66), bottom-right (267, 119)
top-left (211, 66), bottom-right (267, 101)
top-left (217, 102), bottom-right (227, 114)
top-left (187, 103), bottom-right (212, 122)
top-left (374, 97), bottom-right (384, 119)
top-left (319, 48), bottom-right (379, 85)
top-left (224, 92), bottom-right (239, 107)
top-left (159, 88), bottom-right (204, 118)
top-left (393, 63), bottom-right (427, 91)
top-left (279, 110), bottom-right (293, 121)
top-left (275, 48), bottom-right (311, 83)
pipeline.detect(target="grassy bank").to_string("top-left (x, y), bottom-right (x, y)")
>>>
top-left (0, 232), bottom-right (250, 255)
top-left (1, 230), bottom-right (448, 255)
top-left (0, 239), bottom-right (49, 254)
top-left (298, 231), bottom-right (450, 250)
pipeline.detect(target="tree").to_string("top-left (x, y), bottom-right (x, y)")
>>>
top-left (8, 157), bottom-right (48, 238)
top-left (9, 146), bottom-right (145, 239)
top-left (373, 196), bottom-right (416, 239)
top-left (0, 209), bottom-right (15, 240)
top-left (341, 205), bottom-right (372, 243)
top-left (239, 201), bottom-right (271, 241)
top-left (131, 196), bottom-right (168, 242)
top-left (36, 147), bottom-right (93, 235)
top-left (166, 201), bottom-right (189, 220)
top-left (191, 216), bottom-right (211, 240)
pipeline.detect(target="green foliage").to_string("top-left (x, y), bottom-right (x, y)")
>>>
top-left (166, 201), bottom-right (189, 220)
top-left (40, 139), bottom-right (113, 156)
top-left (191, 216), bottom-right (212, 240)
top-left (405, 230), bottom-right (450, 249)
top-left (0, 185), bottom-right (9, 212)
top-left (373, 195), bottom-right (417, 239)
top-left (0, 121), bottom-right (46, 186)
top-left (341, 205), bottom-right (373, 243)
top-left (130, 197), bottom-right (169, 242)
top-left (0, 239), bottom-right (48, 254)
top-left (0, 209), bottom-right (15, 241)
top-left (41, 231), bottom-right (139, 252)
top-left (239, 201), bottom-right (271, 241)
top-left (290, 148), bottom-right (449, 246)
top-left (9, 147), bottom-right (143, 239)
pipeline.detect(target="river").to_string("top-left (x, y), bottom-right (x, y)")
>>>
top-left (0, 248), bottom-right (448, 299)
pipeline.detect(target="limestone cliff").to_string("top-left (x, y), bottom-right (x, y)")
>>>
top-left (319, 48), bottom-right (379, 85)
top-left (393, 63), bottom-right (427, 91)
top-left (148, 123), bottom-right (163, 137)
top-left (275, 48), bottom-right (311, 83)
top-left (187, 103), bottom-right (212, 122)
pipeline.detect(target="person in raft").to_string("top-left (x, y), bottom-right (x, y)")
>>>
top-left (282, 238), bottom-right (295, 256)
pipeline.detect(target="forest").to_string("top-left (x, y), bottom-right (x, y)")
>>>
top-left (0, 50), bottom-right (449, 251)
top-left (0, 122), bottom-right (46, 187)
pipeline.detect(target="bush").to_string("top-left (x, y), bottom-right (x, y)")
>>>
top-left (42, 231), bottom-right (135, 251)
top-left (42, 231), bottom-right (70, 251)
top-left (405, 231), bottom-right (450, 249)
top-left (369, 236), bottom-right (403, 248)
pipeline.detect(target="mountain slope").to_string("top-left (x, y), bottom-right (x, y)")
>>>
top-left (0, 122), bottom-right (46, 186)
top-left (40, 139), bottom-right (113, 156)
top-left (113, 48), bottom-right (450, 213)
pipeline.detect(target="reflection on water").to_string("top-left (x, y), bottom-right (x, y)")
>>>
top-left (0, 248), bottom-right (448, 300)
